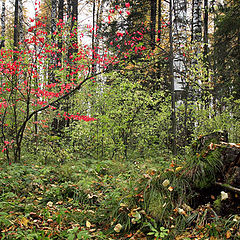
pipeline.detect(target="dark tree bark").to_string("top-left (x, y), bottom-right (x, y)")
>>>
top-left (57, 0), bottom-right (64, 59)
top-left (58, 0), bottom-right (64, 21)
top-left (169, 0), bottom-right (177, 155)
top-left (65, 0), bottom-right (78, 127)
top-left (67, 0), bottom-right (71, 20)
top-left (13, 0), bottom-right (19, 48)
top-left (150, 0), bottom-right (157, 49)
top-left (0, 0), bottom-right (5, 49)
top-left (13, 0), bottom-right (24, 47)
top-left (157, 0), bottom-right (161, 41)
top-left (69, 0), bottom-right (78, 57)
top-left (203, 0), bottom-right (208, 62)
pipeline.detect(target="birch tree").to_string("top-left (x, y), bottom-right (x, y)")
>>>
top-left (192, 0), bottom-right (202, 42)
top-left (172, 0), bottom-right (187, 91)
top-left (19, 0), bottom-right (24, 42)
top-left (50, 0), bottom-right (57, 83)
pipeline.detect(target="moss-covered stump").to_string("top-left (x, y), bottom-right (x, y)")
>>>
top-left (189, 134), bottom-right (240, 216)
top-left (219, 143), bottom-right (240, 188)
top-left (192, 131), bottom-right (228, 153)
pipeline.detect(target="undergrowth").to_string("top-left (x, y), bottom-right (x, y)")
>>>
top-left (0, 154), bottom-right (239, 239)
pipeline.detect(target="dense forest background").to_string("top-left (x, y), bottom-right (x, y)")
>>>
top-left (0, 0), bottom-right (239, 161)
top-left (0, 0), bottom-right (240, 239)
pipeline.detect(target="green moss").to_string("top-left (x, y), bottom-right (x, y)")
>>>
top-left (213, 198), bottom-right (222, 214)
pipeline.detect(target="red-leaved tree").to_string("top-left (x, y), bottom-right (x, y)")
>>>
top-left (0, 1), bottom-right (145, 163)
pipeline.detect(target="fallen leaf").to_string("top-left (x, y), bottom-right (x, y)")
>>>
top-left (47, 201), bottom-right (53, 207)
top-left (211, 195), bottom-right (215, 200)
top-left (226, 230), bottom-right (231, 239)
top-left (175, 167), bottom-right (183, 172)
top-left (120, 203), bottom-right (128, 207)
top-left (114, 223), bottom-right (122, 232)
top-left (86, 220), bottom-right (91, 228)
top-left (221, 191), bottom-right (228, 201)
top-left (21, 217), bottom-right (29, 227)
top-left (162, 179), bottom-right (170, 187)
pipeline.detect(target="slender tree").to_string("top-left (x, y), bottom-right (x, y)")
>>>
top-left (13, 0), bottom-right (19, 48)
top-left (192, 0), bottom-right (202, 42)
top-left (50, 0), bottom-right (57, 83)
top-left (172, 0), bottom-right (187, 91)
top-left (92, 0), bottom-right (96, 75)
top-left (157, 0), bottom-right (161, 41)
top-left (58, 0), bottom-right (64, 20)
top-left (0, 0), bottom-right (5, 49)
top-left (150, 0), bottom-right (157, 49)
top-left (171, 0), bottom-right (187, 151)
top-left (203, 0), bottom-right (208, 63)
top-left (19, 0), bottom-right (24, 42)
top-left (169, 0), bottom-right (177, 155)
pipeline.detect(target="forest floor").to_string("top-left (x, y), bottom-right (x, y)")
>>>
top-left (0, 157), bottom-right (240, 239)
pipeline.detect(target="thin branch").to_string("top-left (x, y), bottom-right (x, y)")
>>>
top-left (215, 182), bottom-right (240, 194)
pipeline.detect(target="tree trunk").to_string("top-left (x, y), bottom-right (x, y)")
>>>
top-left (14, 0), bottom-right (19, 48)
top-left (169, 0), bottom-right (177, 155)
top-left (58, 0), bottom-right (64, 21)
top-left (203, 0), bottom-right (208, 63)
top-left (185, 0), bottom-right (202, 146)
top-left (50, 0), bottom-right (57, 83)
top-left (0, 0), bottom-right (5, 49)
top-left (150, 0), bottom-right (157, 49)
top-left (192, 0), bottom-right (202, 42)
top-left (19, 0), bottom-right (24, 43)
top-left (92, 0), bottom-right (96, 75)
top-left (172, 0), bottom-right (187, 91)
top-left (157, 0), bottom-right (161, 41)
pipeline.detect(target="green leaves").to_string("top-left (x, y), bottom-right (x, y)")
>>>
top-left (145, 220), bottom-right (169, 240)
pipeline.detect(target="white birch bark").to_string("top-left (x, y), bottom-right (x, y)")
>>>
top-left (51, 0), bottom-right (57, 34)
top-left (173, 0), bottom-right (187, 91)
top-left (18, 0), bottom-right (24, 43)
top-left (192, 0), bottom-right (202, 42)
top-left (50, 0), bottom-right (57, 82)
top-left (192, 0), bottom-right (202, 90)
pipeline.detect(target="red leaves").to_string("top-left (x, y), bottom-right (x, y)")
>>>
top-left (116, 32), bottom-right (124, 37)
top-left (0, 9), bottom-right (154, 161)
top-left (63, 112), bottom-right (96, 122)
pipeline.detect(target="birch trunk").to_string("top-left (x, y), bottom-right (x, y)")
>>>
top-left (18, 0), bottom-right (24, 43)
top-left (51, 0), bottom-right (57, 34)
top-left (50, 0), bottom-right (57, 83)
top-left (173, 0), bottom-right (187, 91)
top-left (169, 0), bottom-right (177, 154)
top-left (192, 0), bottom-right (202, 42)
